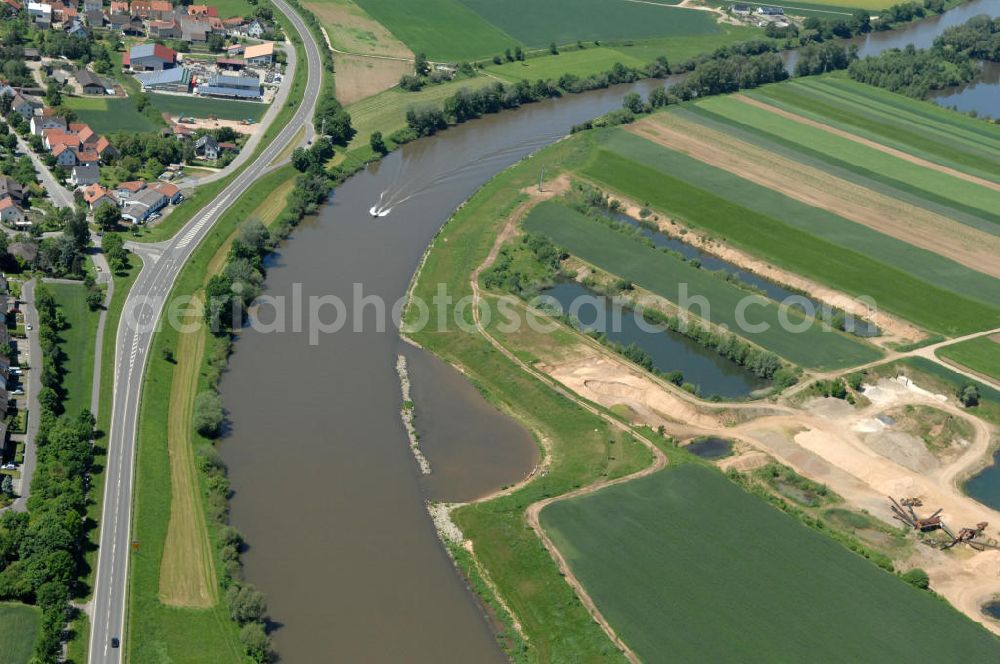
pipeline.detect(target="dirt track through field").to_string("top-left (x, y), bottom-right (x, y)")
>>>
top-left (628, 115), bottom-right (1000, 279)
top-left (734, 94), bottom-right (1000, 193)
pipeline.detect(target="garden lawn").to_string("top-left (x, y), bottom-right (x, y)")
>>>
top-left (0, 603), bottom-right (41, 664)
top-left (148, 94), bottom-right (268, 122)
top-left (49, 282), bottom-right (100, 418)
top-left (523, 201), bottom-right (881, 369)
top-left (459, 0), bottom-right (720, 47)
top-left (586, 133), bottom-right (1000, 334)
top-left (694, 94), bottom-right (1000, 224)
top-left (541, 464), bottom-right (1000, 662)
top-left (353, 0), bottom-right (516, 61)
top-left (937, 336), bottom-right (1000, 383)
top-left (65, 97), bottom-right (156, 134)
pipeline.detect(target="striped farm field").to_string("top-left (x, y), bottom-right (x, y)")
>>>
top-left (937, 336), bottom-right (1000, 383)
top-left (581, 136), bottom-right (1000, 336)
top-left (749, 77), bottom-right (1000, 182)
top-left (626, 112), bottom-right (1000, 277)
top-left (523, 201), bottom-right (882, 369)
top-left (691, 95), bottom-right (1000, 227)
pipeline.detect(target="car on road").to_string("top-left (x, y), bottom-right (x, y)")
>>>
top-left (25, 324), bottom-right (32, 331)
top-left (2, 463), bottom-right (17, 470)
top-left (11, 389), bottom-right (24, 395)
top-left (111, 637), bottom-right (120, 648)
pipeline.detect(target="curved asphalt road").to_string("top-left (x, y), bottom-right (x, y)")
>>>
top-left (87, 1), bottom-right (323, 660)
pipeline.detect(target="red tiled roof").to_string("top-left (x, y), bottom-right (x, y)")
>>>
top-left (76, 149), bottom-right (99, 163)
top-left (0, 198), bottom-right (16, 211)
top-left (153, 182), bottom-right (179, 196)
top-left (82, 183), bottom-right (109, 204)
top-left (118, 180), bottom-right (146, 192)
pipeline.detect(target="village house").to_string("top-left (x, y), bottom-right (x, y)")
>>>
top-left (26, 1), bottom-right (51, 27)
top-left (23, 47), bottom-right (40, 61)
top-left (194, 135), bottom-right (219, 160)
top-left (0, 177), bottom-right (23, 205)
top-left (109, 13), bottom-right (144, 34)
top-left (153, 181), bottom-right (182, 204)
top-left (243, 42), bottom-right (274, 66)
top-left (31, 110), bottom-right (67, 136)
top-left (52, 143), bottom-right (79, 167)
top-left (243, 18), bottom-right (269, 38)
top-left (70, 162), bottom-right (100, 187)
top-left (147, 18), bottom-right (181, 39)
top-left (130, 0), bottom-right (171, 19)
top-left (82, 0), bottom-right (101, 12)
top-left (0, 198), bottom-right (26, 227)
top-left (110, 0), bottom-right (129, 13)
top-left (81, 183), bottom-right (116, 210)
top-left (84, 9), bottom-right (106, 26)
top-left (10, 93), bottom-right (39, 119)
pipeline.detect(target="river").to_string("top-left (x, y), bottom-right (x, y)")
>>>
top-left (219, 2), bottom-right (1000, 660)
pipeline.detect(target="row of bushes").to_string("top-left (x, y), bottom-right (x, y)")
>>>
top-left (0, 282), bottom-right (97, 662)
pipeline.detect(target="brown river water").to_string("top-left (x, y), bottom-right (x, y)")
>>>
top-left (218, 2), bottom-right (999, 659)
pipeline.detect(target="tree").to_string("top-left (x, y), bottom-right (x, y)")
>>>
top-left (549, 42), bottom-right (559, 55)
top-left (514, 46), bottom-right (524, 61)
top-left (227, 583), bottom-right (267, 624)
top-left (414, 52), bottom-right (430, 76)
top-left (958, 382), bottom-right (980, 407)
top-left (504, 48), bottom-right (513, 62)
top-left (161, 346), bottom-right (174, 363)
top-left (239, 623), bottom-right (271, 663)
top-left (94, 204), bottom-right (120, 232)
top-left (622, 92), bottom-right (644, 114)
top-left (207, 33), bottom-right (225, 52)
top-left (86, 289), bottom-right (103, 311)
top-left (194, 391), bottom-right (224, 437)
top-left (369, 130), bottom-right (387, 155)
top-left (902, 568), bottom-right (930, 589)
top-left (45, 80), bottom-right (62, 107)
top-left (1, 475), bottom-right (12, 497)
top-left (38, 387), bottom-right (61, 415)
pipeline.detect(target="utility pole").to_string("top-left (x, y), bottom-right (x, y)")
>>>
top-left (538, 167), bottom-right (544, 192)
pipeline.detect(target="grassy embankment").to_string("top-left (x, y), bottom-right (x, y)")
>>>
top-left (582, 131), bottom-right (1000, 335)
top-left (541, 462), bottom-right (1000, 662)
top-left (0, 602), bottom-right (41, 664)
top-left (47, 282), bottom-right (101, 418)
top-left (406, 136), bottom-right (656, 662)
top-left (523, 200), bottom-right (882, 370)
top-left (127, 165), bottom-right (296, 663)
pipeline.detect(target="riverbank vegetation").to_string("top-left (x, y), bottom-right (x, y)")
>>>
top-left (849, 15), bottom-right (1000, 98)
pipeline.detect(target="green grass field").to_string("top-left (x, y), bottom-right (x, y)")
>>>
top-left (353, 0), bottom-right (516, 61)
top-left (148, 94), bottom-right (268, 122)
top-left (205, 0), bottom-right (252, 17)
top-left (749, 78), bottom-right (1000, 182)
top-left (523, 200), bottom-right (881, 369)
top-left (459, 0), bottom-right (719, 47)
top-left (694, 94), bottom-right (1000, 226)
top-left (582, 138), bottom-right (1000, 336)
top-left (49, 282), bottom-right (100, 418)
top-left (65, 97), bottom-right (157, 134)
top-left (0, 602), bottom-right (41, 664)
top-left (937, 336), bottom-right (1000, 383)
top-left (541, 463), bottom-right (1000, 662)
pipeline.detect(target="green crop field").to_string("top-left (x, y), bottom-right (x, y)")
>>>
top-left (458, 0), bottom-right (720, 47)
top-left (65, 97), bottom-right (157, 134)
top-left (523, 201), bottom-right (881, 369)
top-left (148, 94), bottom-right (268, 122)
top-left (486, 48), bottom-right (648, 81)
top-left (582, 137), bottom-right (1000, 336)
top-left (748, 78), bottom-right (1000, 182)
top-left (353, 0), bottom-right (516, 61)
top-left (49, 282), bottom-right (100, 418)
top-left (937, 336), bottom-right (1000, 383)
top-left (541, 464), bottom-right (1000, 662)
top-left (693, 95), bottom-right (1000, 226)
top-left (0, 603), bottom-right (41, 664)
